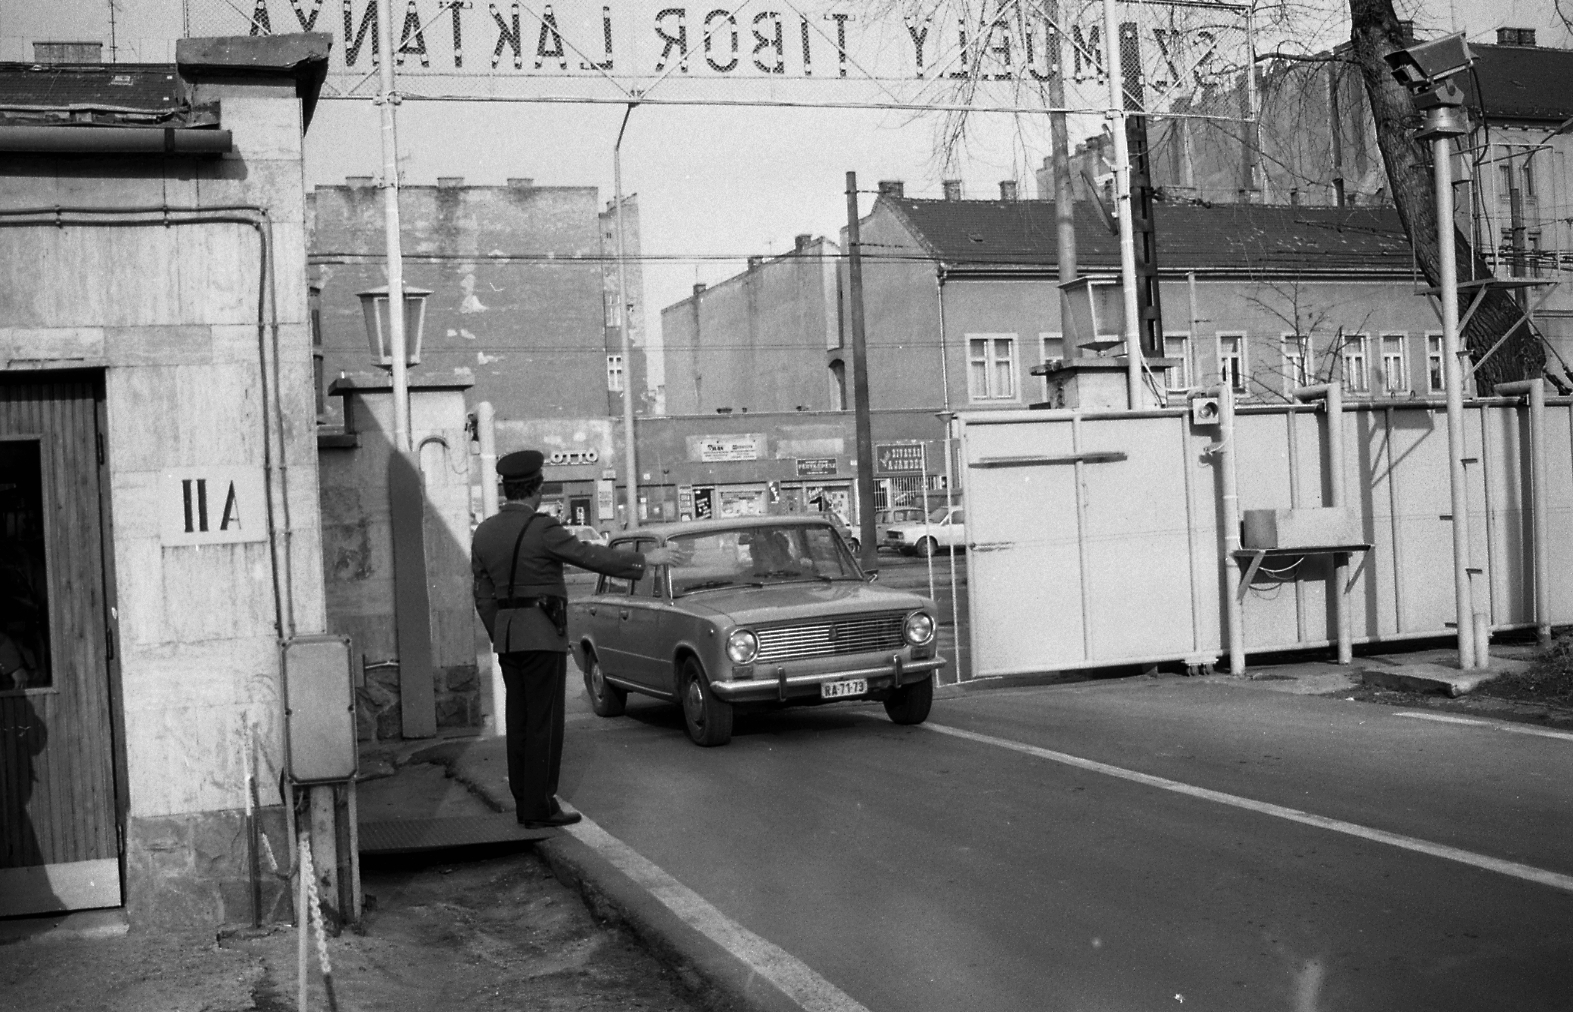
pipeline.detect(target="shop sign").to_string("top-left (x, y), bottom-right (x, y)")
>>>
top-left (875, 442), bottom-right (926, 475)
top-left (677, 484), bottom-right (695, 521)
top-left (692, 487), bottom-right (715, 520)
top-left (691, 433), bottom-right (765, 462)
top-left (161, 467), bottom-right (269, 546)
top-left (597, 479), bottom-right (615, 521)
top-left (795, 457), bottom-right (838, 477)
top-left (545, 448), bottom-right (599, 466)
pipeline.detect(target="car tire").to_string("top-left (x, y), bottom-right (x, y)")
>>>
top-left (849, 537), bottom-right (860, 553)
top-left (583, 649), bottom-right (627, 717)
top-left (884, 673), bottom-right (934, 725)
top-left (916, 536), bottom-right (938, 558)
top-left (678, 656), bottom-right (733, 746)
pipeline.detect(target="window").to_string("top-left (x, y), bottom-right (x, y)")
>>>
top-left (1426, 333), bottom-right (1445, 393)
top-left (606, 354), bottom-right (625, 392)
top-left (1341, 334), bottom-right (1370, 393)
top-left (1379, 334), bottom-right (1408, 394)
top-left (1218, 333), bottom-right (1247, 394)
top-left (967, 335), bottom-right (1017, 401)
top-left (1281, 335), bottom-right (1309, 391)
top-left (1163, 332), bottom-right (1191, 391)
top-left (1039, 332), bottom-right (1064, 399)
top-left (603, 290), bottom-right (623, 328)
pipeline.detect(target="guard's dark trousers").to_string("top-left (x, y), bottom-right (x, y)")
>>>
top-left (499, 650), bottom-right (567, 821)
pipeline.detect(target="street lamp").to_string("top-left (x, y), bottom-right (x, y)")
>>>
top-left (1385, 32), bottom-right (1482, 670)
top-left (357, 284), bottom-right (432, 370)
top-left (1058, 277), bottom-right (1125, 354)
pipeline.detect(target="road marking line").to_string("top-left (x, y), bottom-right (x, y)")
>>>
top-left (923, 722), bottom-right (1573, 895)
top-left (1395, 710), bottom-right (1573, 742)
top-left (566, 817), bottom-right (871, 1012)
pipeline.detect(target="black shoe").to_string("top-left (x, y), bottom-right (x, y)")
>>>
top-left (519, 809), bottom-right (582, 828)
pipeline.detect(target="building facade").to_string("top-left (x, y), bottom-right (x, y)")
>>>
top-left (0, 35), bottom-right (332, 927)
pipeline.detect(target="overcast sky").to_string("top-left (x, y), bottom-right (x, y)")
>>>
top-left (6, 0), bottom-right (1568, 349)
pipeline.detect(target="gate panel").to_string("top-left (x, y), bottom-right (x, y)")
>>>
top-left (0, 373), bottom-right (120, 916)
top-left (1079, 416), bottom-right (1197, 662)
top-left (963, 418), bottom-right (1085, 676)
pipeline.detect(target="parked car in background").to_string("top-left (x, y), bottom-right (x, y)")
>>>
top-left (562, 524), bottom-right (607, 545)
top-left (882, 506), bottom-right (965, 557)
top-left (567, 516), bottom-right (944, 746)
top-left (874, 507), bottom-right (928, 551)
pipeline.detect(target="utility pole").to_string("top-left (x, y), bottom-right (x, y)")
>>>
top-left (1048, 1), bottom-right (1077, 348)
top-left (844, 172), bottom-right (877, 570)
top-left (615, 104), bottom-right (640, 528)
top-left (377, 0), bottom-right (411, 451)
top-left (1100, 0), bottom-right (1142, 408)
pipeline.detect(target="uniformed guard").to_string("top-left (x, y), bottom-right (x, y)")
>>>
top-left (472, 449), bottom-right (675, 827)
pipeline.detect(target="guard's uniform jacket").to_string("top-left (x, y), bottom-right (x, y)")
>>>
top-left (472, 504), bottom-right (647, 653)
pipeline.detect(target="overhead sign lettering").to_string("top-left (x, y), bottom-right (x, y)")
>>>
top-left (875, 442), bottom-right (926, 475)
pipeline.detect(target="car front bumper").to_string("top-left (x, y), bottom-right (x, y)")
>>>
top-left (710, 652), bottom-right (946, 703)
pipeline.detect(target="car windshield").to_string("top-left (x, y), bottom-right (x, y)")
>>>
top-left (669, 524), bottom-right (860, 595)
top-left (927, 507), bottom-right (950, 523)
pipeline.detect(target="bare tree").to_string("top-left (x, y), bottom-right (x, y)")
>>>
top-left (1348, 0), bottom-right (1545, 388)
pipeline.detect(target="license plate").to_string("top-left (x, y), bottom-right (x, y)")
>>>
top-left (821, 678), bottom-right (867, 699)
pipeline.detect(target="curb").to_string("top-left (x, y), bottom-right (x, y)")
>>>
top-left (427, 744), bottom-right (808, 1012)
top-left (534, 831), bottom-right (804, 1012)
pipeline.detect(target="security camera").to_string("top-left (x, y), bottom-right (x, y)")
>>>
top-left (1384, 32), bottom-right (1473, 92)
top-left (1190, 397), bottom-right (1220, 426)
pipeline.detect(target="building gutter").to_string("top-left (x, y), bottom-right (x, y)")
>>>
top-left (0, 125), bottom-right (232, 154)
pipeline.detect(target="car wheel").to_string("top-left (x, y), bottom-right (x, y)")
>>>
top-left (849, 537), bottom-right (860, 553)
top-left (916, 536), bottom-right (938, 558)
top-left (678, 656), bottom-right (733, 746)
top-left (884, 673), bottom-right (934, 725)
top-left (583, 649), bottom-right (627, 717)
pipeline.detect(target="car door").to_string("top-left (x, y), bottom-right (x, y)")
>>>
top-left (617, 538), bottom-right (665, 688)
top-left (640, 561), bottom-right (684, 696)
top-left (587, 540), bottom-right (639, 678)
top-left (946, 508), bottom-right (967, 549)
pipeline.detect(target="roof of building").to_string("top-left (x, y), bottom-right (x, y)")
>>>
top-left (1464, 42), bottom-right (1573, 124)
top-left (881, 199), bottom-right (1413, 276)
top-left (0, 33), bottom-right (330, 129)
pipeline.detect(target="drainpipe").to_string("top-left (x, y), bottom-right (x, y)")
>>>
top-left (1495, 379), bottom-right (1550, 647)
top-left (1294, 383), bottom-right (1351, 664)
top-left (475, 401), bottom-right (507, 737)
top-left (1196, 385), bottom-right (1243, 674)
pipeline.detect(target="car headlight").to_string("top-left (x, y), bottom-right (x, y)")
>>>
top-left (904, 612), bottom-right (935, 645)
top-left (726, 629), bottom-right (759, 664)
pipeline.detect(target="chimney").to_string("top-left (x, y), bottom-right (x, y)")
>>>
top-left (1497, 27), bottom-right (1536, 46)
top-left (345, 175), bottom-right (375, 189)
top-left (693, 282), bottom-right (707, 297)
top-left (942, 179), bottom-right (963, 201)
top-left (1290, 187), bottom-right (1300, 207)
top-left (877, 180), bottom-right (905, 198)
top-left (795, 233), bottom-right (814, 252)
top-left (999, 180), bottom-right (1018, 201)
top-left (747, 256), bottom-right (763, 270)
top-left (1397, 19), bottom-right (1415, 44)
top-left (506, 177), bottom-right (535, 188)
top-left (437, 176), bottom-right (465, 188)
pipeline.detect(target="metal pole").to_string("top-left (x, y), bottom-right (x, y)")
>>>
top-left (941, 414), bottom-right (961, 682)
top-left (1497, 379), bottom-right (1550, 646)
top-left (1100, 0), bottom-right (1142, 408)
top-left (1214, 384), bottom-right (1244, 675)
top-left (1435, 134), bottom-right (1477, 669)
top-left (845, 171), bottom-right (877, 569)
top-left (615, 104), bottom-right (640, 529)
top-left (1242, 7), bottom-right (1259, 200)
top-left (476, 400), bottom-right (506, 737)
top-left (376, 0), bottom-right (410, 452)
top-left (1294, 383), bottom-right (1351, 664)
top-left (1048, 1), bottom-right (1077, 347)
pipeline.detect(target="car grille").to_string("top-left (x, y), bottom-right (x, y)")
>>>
top-left (753, 612), bottom-right (907, 663)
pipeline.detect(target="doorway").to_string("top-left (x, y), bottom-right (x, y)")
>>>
top-left (0, 372), bottom-right (122, 916)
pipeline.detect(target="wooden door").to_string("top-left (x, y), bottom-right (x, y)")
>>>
top-left (0, 373), bottom-right (121, 916)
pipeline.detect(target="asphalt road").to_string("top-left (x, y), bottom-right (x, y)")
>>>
top-left (558, 675), bottom-right (1573, 1011)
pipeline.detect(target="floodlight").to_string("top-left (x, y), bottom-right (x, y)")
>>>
top-left (1384, 33), bottom-right (1473, 92)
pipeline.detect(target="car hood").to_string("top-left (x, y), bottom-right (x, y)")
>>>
top-left (676, 581), bottom-right (933, 626)
top-left (885, 522), bottom-right (961, 534)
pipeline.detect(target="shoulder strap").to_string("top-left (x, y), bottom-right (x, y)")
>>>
top-left (505, 511), bottom-right (542, 596)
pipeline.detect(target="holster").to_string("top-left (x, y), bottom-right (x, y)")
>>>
top-left (539, 596), bottom-right (568, 638)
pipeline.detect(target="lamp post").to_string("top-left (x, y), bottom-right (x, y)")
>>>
top-left (614, 104), bottom-right (640, 529)
top-left (375, 0), bottom-right (410, 451)
top-left (1384, 33), bottom-right (1480, 669)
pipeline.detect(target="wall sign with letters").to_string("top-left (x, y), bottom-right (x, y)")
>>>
top-left (161, 467), bottom-right (269, 546)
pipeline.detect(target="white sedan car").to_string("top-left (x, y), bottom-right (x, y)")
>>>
top-left (881, 506), bottom-right (965, 557)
